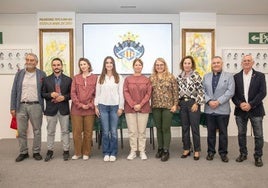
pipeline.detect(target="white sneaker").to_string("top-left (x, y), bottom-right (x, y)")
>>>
top-left (103, 155), bottom-right (110, 162)
top-left (127, 152), bottom-right (137, 160)
top-left (140, 152), bottom-right (148, 160)
top-left (83, 155), bottom-right (89, 160)
top-left (72, 155), bottom-right (81, 160)
top-left (109, 155), bottom-right (116, 162)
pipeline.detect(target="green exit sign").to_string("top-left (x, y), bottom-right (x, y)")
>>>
top-left (249, 32), bottom-right (268, 44)
top-left (0, 32), bottom-right (2, 44)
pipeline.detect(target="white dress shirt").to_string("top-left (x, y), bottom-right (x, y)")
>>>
top-left (243, 69), bottom-right (252, 102)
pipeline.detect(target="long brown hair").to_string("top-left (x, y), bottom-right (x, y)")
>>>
top-left (98, 56), bottom-right (119, 84)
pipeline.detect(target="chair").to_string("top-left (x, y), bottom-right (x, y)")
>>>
top-left (94, 114), bottom-right (126, 149)
top-left (93, 117), bottom-right (102, 149)
top-left (118, 114), bottom-right (127, 149)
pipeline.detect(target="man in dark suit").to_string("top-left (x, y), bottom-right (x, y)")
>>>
top-left (42, 58), bottom-right (72, 161)
top-left (232, 54), bottom-right (266, 167)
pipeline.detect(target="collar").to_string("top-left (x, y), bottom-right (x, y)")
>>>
top-left (213, 71), bottom-right (222, 76)
top-left (181, 70), bottom-right (193, 78)
top-left (243, 69), bottom-right (253, 76)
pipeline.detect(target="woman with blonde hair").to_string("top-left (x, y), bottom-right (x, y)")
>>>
top-left (150, 57), bottom-right (179, 162)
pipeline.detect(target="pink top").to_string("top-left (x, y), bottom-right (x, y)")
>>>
top-left (71, 73), bottom-right (98, 116)
top-left (123, 75), bottom-right (152, 113)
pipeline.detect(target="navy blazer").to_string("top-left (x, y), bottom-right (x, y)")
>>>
top-left (42, 73), bottom-right (72, 116)
top-left (232, 69), bottom-right (266, 117)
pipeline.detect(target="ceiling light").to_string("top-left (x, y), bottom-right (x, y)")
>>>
top-left (120, 5), bottom-right (136, 9)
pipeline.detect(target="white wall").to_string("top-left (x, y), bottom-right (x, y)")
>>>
top-left (216, 14), bottom-right (268, 141)
top-left (0, 14), bottom-right (38, 139)
top-left (1, 13), bottom-right (268, 142)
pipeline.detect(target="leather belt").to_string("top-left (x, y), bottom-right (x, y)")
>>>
top-left (180, 96), bottom-right (192, 102)
top-left (20, 101), bottom-right (39, 105)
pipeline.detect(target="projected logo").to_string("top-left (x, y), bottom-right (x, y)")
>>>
top-left (113, 32), bottom-right (145, 62)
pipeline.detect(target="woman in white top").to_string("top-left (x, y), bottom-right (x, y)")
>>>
top-left (95, 56), bottom-right (124, 162)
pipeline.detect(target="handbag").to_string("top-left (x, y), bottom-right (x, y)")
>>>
top-left (10, 117), bottom-right (17, 130)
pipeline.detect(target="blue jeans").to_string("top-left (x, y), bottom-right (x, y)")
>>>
top-left (98, 104), bottom-right (119, 156)
top-left (235, 115), bottom-right (264, 158)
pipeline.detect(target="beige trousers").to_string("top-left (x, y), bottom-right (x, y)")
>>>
top-left (125, 113), bottom-right (149, 152)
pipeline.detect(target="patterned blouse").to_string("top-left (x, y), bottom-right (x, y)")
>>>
top-left (150, 74), bottom-right (179, 109)
top-left (176, 70), bottom-right (204, 105)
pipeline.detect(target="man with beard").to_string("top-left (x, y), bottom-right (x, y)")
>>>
top-left (42, 58), bottom-right (72, 161)
top-left (10, 53), bottom-right (46, 162)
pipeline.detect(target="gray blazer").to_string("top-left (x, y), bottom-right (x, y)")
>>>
top-left (203, 71), bottom-right (235, 115)
top-left (10, 68), bottom-right (46, 112)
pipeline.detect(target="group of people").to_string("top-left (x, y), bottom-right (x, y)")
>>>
top-left (10, 53), bottom-right (266, 167)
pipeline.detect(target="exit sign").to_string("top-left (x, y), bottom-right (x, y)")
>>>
top-left (249, 32), bottom-right (268, 44)
top-left (0, 32), bottom-right (2, 44)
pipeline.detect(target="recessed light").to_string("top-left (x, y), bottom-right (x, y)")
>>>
top-left (120, 5), bottom-right (136, 9)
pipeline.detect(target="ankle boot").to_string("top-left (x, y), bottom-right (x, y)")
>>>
top-left (63, 150), bottom-right (69, 161)
top-left (161, 149), bottom-right (169, 162)
top-left (155, 148), bottom-right (163, 158)
top-left (44, 150), bottom-right (53, 162)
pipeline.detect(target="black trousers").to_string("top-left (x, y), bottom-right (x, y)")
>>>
top-left (180, 99), bottom-right (201, 152)
top-left (206, 114), bottom-right (230, 156)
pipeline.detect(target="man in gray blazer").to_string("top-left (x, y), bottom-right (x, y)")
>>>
top-left (203, 56), bottom-right (235, 162)
top-left (10, 53), bottom-right (46, 162)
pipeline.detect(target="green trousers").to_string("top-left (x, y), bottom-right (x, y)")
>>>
top-left (152, 108), bottom-right (173, 150)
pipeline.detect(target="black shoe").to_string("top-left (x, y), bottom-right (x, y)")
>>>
top-left (206, 153), bottom-right (214, 161)
top-left (44, 150), bottom-right (53, 162)
top-left (63, 151), bottom-right (69, 161)
top-left (161, 150), bottom-right (169, 162)
top-left (255, 157), bottom-right (263, 167)
top-left (15, 153), bottom-right (29, 162)
top-left (221, 155), bottom-right (229, 163)
top-left (193, 152), bottom-right (200, 161)
top-left (155, 148), bottom-right (163, 158)
top-left (236, 154), bottom-right (247, 162)
top-left (33, 153), bottom-right (43, 161)
top-left (181, 150), bottom-right (191, 158)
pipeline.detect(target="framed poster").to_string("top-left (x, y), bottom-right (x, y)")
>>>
top-left (0, 49), bottom-right (32, 74)
top-left (39, 28), bottom-right (74, 77)
top-left (222, 49), bottom-right (268, 74)
top-left (182, 29), bottom-right (215, 77)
